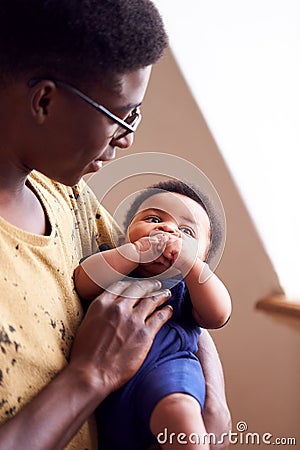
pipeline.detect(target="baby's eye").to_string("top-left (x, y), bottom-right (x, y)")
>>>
top-left (179, 226), bottom-right (195, 237)
top-left (144, 216), bottom-right (161, 223)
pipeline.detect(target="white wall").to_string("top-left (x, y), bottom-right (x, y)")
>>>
top-left (152, 0), bottom-right (300, 300)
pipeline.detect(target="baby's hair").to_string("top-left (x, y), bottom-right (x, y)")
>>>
top-left (124, 179), bottom-right (223, 264)
top-left (0, 0), bottom-right (168, 88)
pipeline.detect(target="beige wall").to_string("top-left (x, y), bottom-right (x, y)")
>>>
top-left (90, 49), bottom-right (300, 448)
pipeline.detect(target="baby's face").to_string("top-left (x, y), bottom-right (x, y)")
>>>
top-left (128, 192), bottom-right (211, 263)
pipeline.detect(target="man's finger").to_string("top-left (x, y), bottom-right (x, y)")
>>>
top-left (112, 278), bottom-right (162, 302)
top-left (145, 304), bottom-right (173, 332)
top-left (134, 289), bottom-right (172, 317)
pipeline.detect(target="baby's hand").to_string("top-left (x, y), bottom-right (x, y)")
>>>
top-left (161, 234), bottom-right (182, 263)
top-left (162, 233), bottom-right (199, 274)
top-left (133, 233), bottom-right (168, 264)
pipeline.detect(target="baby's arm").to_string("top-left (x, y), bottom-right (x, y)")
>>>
top-left (74, 243), bottom-right (139, 300)
top-left (74, 235), bottom-right (166, 300)
top-left (184, 259), bottom-right (231, 329)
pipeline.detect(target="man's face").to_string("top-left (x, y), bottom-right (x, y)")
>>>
top-left (25, 66), bottom-right (152, 186)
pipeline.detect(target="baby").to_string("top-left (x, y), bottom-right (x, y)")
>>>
top-left (74, 179), bottom-right (231, 450)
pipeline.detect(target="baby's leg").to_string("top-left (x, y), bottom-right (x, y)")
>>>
top-left (150, 393), bottom-right (209, 449)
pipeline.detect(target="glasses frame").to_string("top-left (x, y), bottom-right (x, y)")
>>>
top-left (28, 78), bottom-right (141, 139)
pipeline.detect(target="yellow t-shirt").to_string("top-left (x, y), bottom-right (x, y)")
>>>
top-left (0, 171), bottom-right (119, 449)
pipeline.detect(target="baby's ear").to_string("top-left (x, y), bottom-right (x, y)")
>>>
top-left (118, 235), bottom-right (126, 246)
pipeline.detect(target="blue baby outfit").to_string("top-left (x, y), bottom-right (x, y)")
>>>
top-left (96, 276), bottom-right (206, 450)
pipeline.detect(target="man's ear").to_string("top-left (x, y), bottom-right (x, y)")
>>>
top-left (29, 80), bottom-right (57, 124)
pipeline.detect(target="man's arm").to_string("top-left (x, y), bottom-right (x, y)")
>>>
top-left (0, 280), bottom-right (172, 450)
top-left (196, 330), bottom-right (231, 450)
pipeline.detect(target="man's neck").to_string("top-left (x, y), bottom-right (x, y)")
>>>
top-left (0, 172), bottom-right (48, 235)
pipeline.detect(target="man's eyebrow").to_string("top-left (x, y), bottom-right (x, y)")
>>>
top-left (118, 102), bottom-right (142, 113)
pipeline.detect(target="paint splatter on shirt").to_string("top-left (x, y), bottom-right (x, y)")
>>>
top-left (0, 171), bottom-right (119, 449)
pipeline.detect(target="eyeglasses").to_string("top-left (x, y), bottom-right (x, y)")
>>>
top-left (28, 78), bottom-right (142, 140)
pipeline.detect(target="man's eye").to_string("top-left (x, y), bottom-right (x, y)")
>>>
top-left (145, 216), bottom-right (161, 223)
top-left (125, 108), bottom-right (138, 125)
top-left (180, 227), bottom-right (194, 236)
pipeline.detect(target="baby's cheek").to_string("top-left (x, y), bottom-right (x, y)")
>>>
top-left (181, 237), bottom-right (198, 258)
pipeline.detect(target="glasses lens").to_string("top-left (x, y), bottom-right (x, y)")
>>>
top-left (113, 108), bottom-right (141, 140)
top-left (125, 108), bottom-right (140, 126)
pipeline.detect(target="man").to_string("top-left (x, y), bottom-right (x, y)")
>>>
top-left (0, 1), bottom-right (230, 448)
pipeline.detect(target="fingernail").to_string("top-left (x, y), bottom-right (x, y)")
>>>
top-left (163, 289), bottom-right (171, 297)
top-left (154, 280), bottom-right (162, 289)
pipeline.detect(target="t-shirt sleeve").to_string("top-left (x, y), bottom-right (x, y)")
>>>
top-left (70, 179), bottom-right (122, 260)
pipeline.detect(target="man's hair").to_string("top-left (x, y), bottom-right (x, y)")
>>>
top-left (0, 0), bottom-right (168, 86)
top-left (124, 179), bottom-right (223, 264)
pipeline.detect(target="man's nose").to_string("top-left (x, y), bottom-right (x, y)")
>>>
top-left (109, 132), bottom-right (134, 149)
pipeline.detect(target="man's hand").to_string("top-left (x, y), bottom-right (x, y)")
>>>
top-left (0, 280), bottom-right (172, 450)
top-left (70, 279), bottom-right (173, 394)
